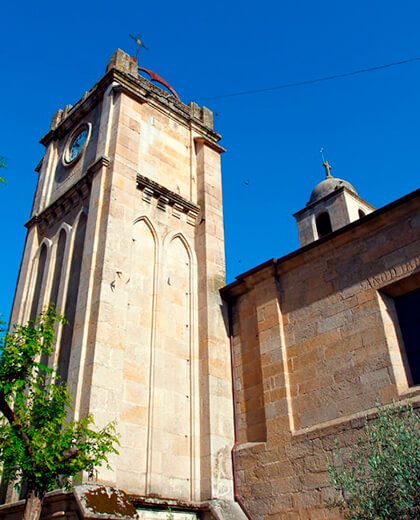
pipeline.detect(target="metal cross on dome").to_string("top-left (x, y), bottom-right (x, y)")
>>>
top-left (129, 34), bottom-right (149, 62)
top-left (323, 160), bottom-right (332, 177)
top-left (320, 147), bottom-right (332, 178)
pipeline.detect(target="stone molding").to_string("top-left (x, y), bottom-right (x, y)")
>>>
top-left (194, 136), bottom-right (226, 154)
top-left (136, 173), bottom-right (200, 226)
top-left (26, 156), bottom-right (110, 232)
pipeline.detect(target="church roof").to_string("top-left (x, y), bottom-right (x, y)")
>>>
top-left (308, 175), bottom-right (358, 205)
top-left (221, 188), bottom-right (419, 299)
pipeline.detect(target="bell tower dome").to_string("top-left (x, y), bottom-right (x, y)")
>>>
top-left (294, 158), bottom-right (376, 247)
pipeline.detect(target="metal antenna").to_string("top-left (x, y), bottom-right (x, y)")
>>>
top-left (129, 34), bottom-right (149, 62)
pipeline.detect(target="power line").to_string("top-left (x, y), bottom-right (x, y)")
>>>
top-left (195, 56), bottom-right (420, 101)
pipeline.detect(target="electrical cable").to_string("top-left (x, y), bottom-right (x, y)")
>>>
top-left (194, 56), bottom-right (420, 101)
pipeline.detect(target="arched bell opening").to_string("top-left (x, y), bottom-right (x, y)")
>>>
top-left (316, 211), bottom-right (333, 238)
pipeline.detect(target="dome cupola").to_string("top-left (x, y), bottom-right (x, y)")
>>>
top-left (309, 176), bottom-right (358, 205)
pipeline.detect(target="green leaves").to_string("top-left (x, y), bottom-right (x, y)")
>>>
top-left (327, 401), bottom-right (420, 520)
top-left (0, 308), bottom-right (64, 395)
top-left (0, 308), bottom-right (119, 497)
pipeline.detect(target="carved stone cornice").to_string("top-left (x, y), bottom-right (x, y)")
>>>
top-left (136, 173), bottom-right (200, 225)
top-left (194, 136), bottom-right (226, 154)
top-left (26, 156), bottom-right (110, 232)
top-left (87, 155), bottom-right (110, 175)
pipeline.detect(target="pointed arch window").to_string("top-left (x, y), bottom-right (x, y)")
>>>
top-left (50, 229), bottom-right (67, 308)
top-left (39, 230), bottom-right (67, 372)
top-left (57, 214), bottom-right (87, 382)
top-left (29, 244), bottom-right (48, 322)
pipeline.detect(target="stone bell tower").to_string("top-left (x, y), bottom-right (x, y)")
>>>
top-left (294, 159), bottom-right (376, 246)
top-left (9, 49), bottom-right (243, 517)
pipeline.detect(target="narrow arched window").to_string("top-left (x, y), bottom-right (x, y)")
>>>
top-left (358, 209), bottom-right (366, 218)
top-left (316, 212), bottom-right (332, 238)
top-left (40, 230), bottom-right (67, 372)
top-left (57, 214), bottom-right (87, 382)
top-left (29, 244), bottom-right (47, 322)
top-left (50, 229), bottom-right (67, 308)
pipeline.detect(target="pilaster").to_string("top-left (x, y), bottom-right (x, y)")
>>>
top-left (195, 137), bottom-right (235, 500)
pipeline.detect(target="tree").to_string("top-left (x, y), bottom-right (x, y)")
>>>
top-left (0, 308), bottom-right (119, 520)
top-left (327, 401), bottom-right (420, 520)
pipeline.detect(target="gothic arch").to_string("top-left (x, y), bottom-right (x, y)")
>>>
top-left (34, 237), bottom-right (53, 268)
top-left (133, 215), bottom-right (158, 241)
top-left (46, 224), bottom-right (74, 371)
top-left (73, 207), bottom-right (89, 229)
top-left (38, 237), bottom-right (53, 250)
top-left (57, 212), bottom-right (88, 382)
top-left (49, 226), bottom-right (70, 309)
top-left (55, 222), bottom-right (72, 240)
top-left (130, 215), bottom-right (159, 315)
top-left (162, 231), bottom-right (197, 269)
top-left (132, 215), bottom-right (160, 260)
top-left (127, 215), bottom-right (160, 493)
top-left (27, 238), bottom-right (53, 322)
top-left (149, 230), bottom-right (199, 500)
top-left (39, 229), bottom-right (70, 370)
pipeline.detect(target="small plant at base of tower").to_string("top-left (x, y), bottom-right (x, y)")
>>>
top-left (0, 307), bottom-right (119, 520)
top-left (327, 400), bottom-right (420, 520)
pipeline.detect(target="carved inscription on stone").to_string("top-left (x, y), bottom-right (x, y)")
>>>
top-left (362, 257), bottom-right (420, 289)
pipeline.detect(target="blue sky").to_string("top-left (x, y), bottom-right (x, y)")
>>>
top-left (1, 0), bottom-right (419, 323)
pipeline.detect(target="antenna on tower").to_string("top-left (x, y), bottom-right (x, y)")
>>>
top-left (129, 34), bottom-right (149, 62)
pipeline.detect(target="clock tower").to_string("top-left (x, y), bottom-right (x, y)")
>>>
top-left (8, 49), bottom-right (244, 519)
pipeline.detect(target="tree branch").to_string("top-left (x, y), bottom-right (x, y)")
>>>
top-left (58, 446), bottom-right (79, 464)
top-left (0, 389), bottom-right (36, 459)
top-left (0, 389), bottom-right (17, 424)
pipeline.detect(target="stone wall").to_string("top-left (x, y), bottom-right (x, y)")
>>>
top-left (222, 190), bottom-right (420, 519)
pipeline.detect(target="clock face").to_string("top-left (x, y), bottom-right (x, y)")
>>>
top-left (62, 122), bottom-right (92, 167)
top-left (69, 129), bottom-right (88, 161)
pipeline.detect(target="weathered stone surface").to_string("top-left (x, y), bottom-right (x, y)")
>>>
top-left (222, 189), bottom-right (420, 519)
top-left (75, 485), bottom-right (138, 519)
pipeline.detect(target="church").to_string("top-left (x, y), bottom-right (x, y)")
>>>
top-left (1, 48), bottom-right (419, 520)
